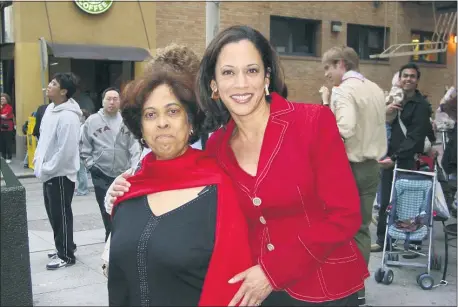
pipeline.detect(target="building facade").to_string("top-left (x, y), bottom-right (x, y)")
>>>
top-left (156, 1), bottom-right (456, 105)
top-left (0, 1), bottom-right (456, 143)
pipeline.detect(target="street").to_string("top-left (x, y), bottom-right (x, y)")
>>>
top-left (14, 174), bottom-right (457, 306)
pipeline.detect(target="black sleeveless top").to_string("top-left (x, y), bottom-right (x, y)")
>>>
top-left (108, 185), bottom-right (217, 306)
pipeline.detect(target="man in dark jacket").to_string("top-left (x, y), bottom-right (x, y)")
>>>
top-left (372, 63), bottom-right (432, 252)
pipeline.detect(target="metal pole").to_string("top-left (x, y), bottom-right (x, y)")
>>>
top-left (39, 37), bottom-right (48, 106)
top-left (206, 1), bottom-right (220, 47)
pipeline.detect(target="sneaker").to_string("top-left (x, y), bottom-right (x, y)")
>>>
top-left (5, 159), bottom-right (11, 164)
top-left (370, 243), bottom-right (383, 252)
top-left (46, 257), bottom-right (75, 270)
top-left (47, 246), bottom-right (77, 258)
top-left (75, 191), bottom-right (89, 196)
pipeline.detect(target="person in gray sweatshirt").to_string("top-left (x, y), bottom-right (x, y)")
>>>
top-left (33, 73), bottom-right (82, 270)
top-left (80, 87), bottom-right (141, 242)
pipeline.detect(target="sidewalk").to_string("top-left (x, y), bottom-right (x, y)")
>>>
top-left (3, 157), bottom-right (457, 306)
top-left (0, 156), bottom-right (35, 179)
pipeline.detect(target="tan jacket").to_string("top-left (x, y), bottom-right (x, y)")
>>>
top-left (329, 72), bottom-right (387, 162)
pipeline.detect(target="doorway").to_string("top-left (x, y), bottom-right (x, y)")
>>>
top-left (48, 57), bottom-right (134, 114)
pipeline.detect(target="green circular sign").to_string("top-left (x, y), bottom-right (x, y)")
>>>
top-left (74, 1), bottom-right (113, 15)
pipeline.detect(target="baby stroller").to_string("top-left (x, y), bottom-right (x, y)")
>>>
top-left (374, 161), bottom-right (440, 290)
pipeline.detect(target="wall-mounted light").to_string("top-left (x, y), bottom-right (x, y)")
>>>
top-left (331, 21), bottom-right (343, 33)
top-left (454, 35), bottom-right (457, 44)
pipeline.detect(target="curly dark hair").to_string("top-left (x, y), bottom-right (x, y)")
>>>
top-left (121, 45), bottom-right (203, 147)
top-left (196, 25), bottom-right (287, 133)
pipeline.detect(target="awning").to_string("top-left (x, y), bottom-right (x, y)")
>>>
top-left (47, 42), bottom-right (151, 62)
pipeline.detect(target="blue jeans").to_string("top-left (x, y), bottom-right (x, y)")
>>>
top-left (76, 160), bottom-right (89, 195)
top-left (23, 152), bottom-right (28, 166)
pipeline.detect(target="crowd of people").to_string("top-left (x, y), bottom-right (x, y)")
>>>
top-left (1, 23), bottom-right (456, 307)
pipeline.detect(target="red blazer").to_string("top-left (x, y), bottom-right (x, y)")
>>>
top-left (113, 148), bottom-right (253, 306)
top-left (206, 93), bottom-right (369, 303)
top-left (0, 103), bottom-right (14, 131)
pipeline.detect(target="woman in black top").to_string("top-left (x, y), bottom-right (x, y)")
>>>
top-left (108, 45), bottom-right (252, 307)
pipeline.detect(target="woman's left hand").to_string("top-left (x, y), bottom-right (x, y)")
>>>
top-left (228, 265), bottom-right (273, 306)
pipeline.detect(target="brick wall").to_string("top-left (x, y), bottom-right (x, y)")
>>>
top-left (157, 2), bottom-right (456, 109)
top-left (156, 2), bottom-right (206, 57)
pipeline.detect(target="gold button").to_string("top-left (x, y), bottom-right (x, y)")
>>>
top-left (253, 197), bottom-right (262, 206)
top-left (259, 216), bottom-right (266, 224)
top-left (267, 243), bottom-right (275, 251)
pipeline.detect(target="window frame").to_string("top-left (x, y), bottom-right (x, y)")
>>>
top-left (270, 15), bottom-right (321, 57)
top-left (410, 30), bottom-right (446, 65)
top-left (346, 23), bottom-right (390, 61)
top-left (1, 2), bottom-right (13, 44)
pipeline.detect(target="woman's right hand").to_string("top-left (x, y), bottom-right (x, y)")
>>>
top-left (105, 170), bottom-right (133, 214)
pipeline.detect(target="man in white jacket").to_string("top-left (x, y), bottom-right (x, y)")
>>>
top-left (320, 46), bottom-right (387, 306)
top-left (33, 73), bottom-right (82, 270)
top-left (80, 87), bottom-right (141, 242)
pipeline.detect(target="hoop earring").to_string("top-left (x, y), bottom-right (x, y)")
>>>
top-left (140, 138), bottom-right (146, 146)
top-left (265, 84), bottom-right (272, 102)
top-left (189, 129), bottom-right (194, 136)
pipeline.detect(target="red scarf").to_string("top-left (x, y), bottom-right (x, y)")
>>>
top-left (113, 147), bottom-right (253, 306)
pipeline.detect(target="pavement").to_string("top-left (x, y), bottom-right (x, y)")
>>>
top-left (1, 157), bottom-right (457, 306)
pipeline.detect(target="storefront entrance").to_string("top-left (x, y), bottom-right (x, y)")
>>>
top-left (48, 57), bottom-right (134, 114)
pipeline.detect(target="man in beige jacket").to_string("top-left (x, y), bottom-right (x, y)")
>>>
top-left (320, 46), bottom-right (387, 306)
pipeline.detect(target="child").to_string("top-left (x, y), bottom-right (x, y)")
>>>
top-left (384, 73), bottom-right (405, 150)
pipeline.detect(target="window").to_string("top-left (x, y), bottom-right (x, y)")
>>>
top-left (270, 16), bottom-right (320, 56)
top-left (347, 24), bottom-right (389, 60)
top-left (410, 30), bottom-right (445, 64)
top-left (1, 2), bottom-right (13, 44)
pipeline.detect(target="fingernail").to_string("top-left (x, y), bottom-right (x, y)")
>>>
top-left (228, 278), bottom-right (234, 283)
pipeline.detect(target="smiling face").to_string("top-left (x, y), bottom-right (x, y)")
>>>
top-left (211, 39), bottom-right (270, 119)
top-left (141, 84), bottom-right (191, 160)
top-left (323, 60), bottom-right (346, 87)
top-left (400, 68), bottom-right (419, 93)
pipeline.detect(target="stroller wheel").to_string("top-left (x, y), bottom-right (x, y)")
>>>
top-left (416, 273), bottom-right (422, 284)
top-left (374, 268), bottom-right (385, 283)
top-left (418, 274), bottom-right (434, 290)
top-left (382, 269), bottom-right (394, 285)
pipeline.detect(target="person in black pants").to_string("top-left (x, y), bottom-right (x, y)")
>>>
top-left (373, 63), bottom-right (432, 253)
top-left (0, 93), bottom-right (15, 163)
top-left (32, 73), bottom-right (82, 270)
top-left (90, 167), bottom-right (116, 242)
top-left (79, 87), bottom-right (140, 242)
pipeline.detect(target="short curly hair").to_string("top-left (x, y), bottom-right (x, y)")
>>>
top-left (121, 44), bottom-right (203, 147)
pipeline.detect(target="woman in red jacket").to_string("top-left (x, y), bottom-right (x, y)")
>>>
top-left (108, 27), bottom-right (369, 306)
top-left (194, 25), bottom-right (368, 306)
top-left (0, 93), bottom-right (15, 163)
top-left (107, 45), bottom-right (252, 306)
